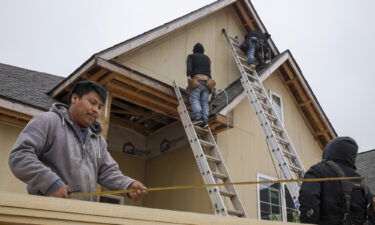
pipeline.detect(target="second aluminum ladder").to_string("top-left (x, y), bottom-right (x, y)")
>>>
top-left (222, 28), bottom-right (305, 206)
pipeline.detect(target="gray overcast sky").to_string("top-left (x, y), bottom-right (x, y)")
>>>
top-left (0, 0), bottom-right (374, 152)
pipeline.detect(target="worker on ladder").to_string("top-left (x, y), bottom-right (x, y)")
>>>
top-left (186, 43), bottom-right (216, 128)
top-left (240, 31), bottom-right (271, 70)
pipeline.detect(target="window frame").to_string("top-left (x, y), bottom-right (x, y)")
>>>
top-left (257, 173), bottom-right (297, 222)
top-left (269, 91), bottom-right (283, 124)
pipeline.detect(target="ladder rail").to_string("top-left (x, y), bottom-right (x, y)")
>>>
top-left (222, 29), bottom-right (305, 205)
top-left (205, 128), bottom-right (247, 213)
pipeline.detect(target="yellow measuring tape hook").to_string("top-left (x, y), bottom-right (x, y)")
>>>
top-left (68, 177), bottom-right (362, 199)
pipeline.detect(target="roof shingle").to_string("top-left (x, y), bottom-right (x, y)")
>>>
top-left (0, 63), bottom-right (64, 110)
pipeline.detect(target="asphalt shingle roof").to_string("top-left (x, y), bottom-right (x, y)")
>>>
top-left (356, 149), bottom-right (375, 194)
top-left (0, 63), bottom-right (64, 110)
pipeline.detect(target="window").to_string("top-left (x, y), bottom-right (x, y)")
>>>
top-left (270, 91), bottom-right (283, 123)
top-left (257, 173), bottom-right (299, 222)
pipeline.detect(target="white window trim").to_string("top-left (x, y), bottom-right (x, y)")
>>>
top-left (269, 91), bottom-right (284, 124)
top-left (256, 172), bottom-right (290, 222)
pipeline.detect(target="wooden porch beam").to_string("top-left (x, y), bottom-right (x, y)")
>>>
top-left (107, 82), bottom-right (179, 119)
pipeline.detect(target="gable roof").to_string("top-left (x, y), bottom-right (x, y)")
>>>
top-left (49, 0), bottom-right (278, 97)
top-left (356, 149), bottom-right (375, 193)
top-left (0, 63), bottom-right (63, 111)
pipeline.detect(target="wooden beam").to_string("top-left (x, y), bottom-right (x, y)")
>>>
top-left (98, 73), bottom-right (118, 86)
top-left (114, 75), bottom-right (178, 105)
top-left (0, 107), bottom-right (32, 121)
top-left (235, 1), bottom-right (256, 31)
top-left (107, 82), bottom-right (179, 119)
top-left (112, 100), bottom-right (148, 116)
top-left (0, 113), bottom-right (28, 127)
top-left (90, 69), bottom-right (109, 81)
top-left (110, 116), bottom-right (151, 136)
top-left (297, 100), bottom-right (312, 108)
top-left (98, 92), bottom-right (112, 139)
top-left (97, 58), bottom-right (177, 100)
top-left (110, 109), bottom-right (135, 115)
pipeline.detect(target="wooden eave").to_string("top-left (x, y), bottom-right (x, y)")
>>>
top-left (0, 97), bottom-right (43, 127)
top-left (276, 52), bottom-right (336, 148)
top-left (53, 58), bottom-right (232, 135)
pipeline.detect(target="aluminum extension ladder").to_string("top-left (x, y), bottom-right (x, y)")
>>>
top-left (222, 29), bottom-right (305, 206)
top-left (172, 81), bottom-right (247, 217)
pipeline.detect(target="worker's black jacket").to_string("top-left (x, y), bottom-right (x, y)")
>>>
top-left (186, 43), bottom-right (211, 78)
top-left (299, 137), bottom-right (372, 225)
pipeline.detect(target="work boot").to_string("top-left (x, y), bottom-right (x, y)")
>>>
top-left (249, 64), bottom-right (256, 70)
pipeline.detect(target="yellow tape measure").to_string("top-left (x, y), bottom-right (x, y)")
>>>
top-left (68, 177), bottom-right (362, 199)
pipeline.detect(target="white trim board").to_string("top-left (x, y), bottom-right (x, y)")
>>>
top-left (0, 97), bottom-right (44, 117)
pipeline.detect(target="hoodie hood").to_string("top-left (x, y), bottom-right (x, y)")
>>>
top-left (50, 103), bottom-right (102, 135)
top-left (193, 43), bottom-right (204, 54)
top-left (323, 136), bottom-right (358, 167)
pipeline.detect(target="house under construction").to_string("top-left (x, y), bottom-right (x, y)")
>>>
top-left (0, 0), bottom-right (336, 224)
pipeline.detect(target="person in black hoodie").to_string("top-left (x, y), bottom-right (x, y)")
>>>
top-left (186, 43), bottom-right (212, 128)
top-left (299, 136), bottom-right (374, 225)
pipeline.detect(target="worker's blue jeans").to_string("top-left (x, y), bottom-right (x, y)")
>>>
top-left (246, 37), bottom-right (260, 65)
top-left (189, 82), bottom-right (209, 124)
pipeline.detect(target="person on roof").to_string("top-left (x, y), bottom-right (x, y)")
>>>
top-left (186, 42), bottom-right (215, 128)
top-left (9, 80), bottom-right (148, 201)
top-left (299, 136), bottom-right (374, 225)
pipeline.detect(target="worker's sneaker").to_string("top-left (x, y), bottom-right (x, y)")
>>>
top-left (249, 64), bottom-right (256, 70)
top-left (192, 120), bottom-right (203, 126)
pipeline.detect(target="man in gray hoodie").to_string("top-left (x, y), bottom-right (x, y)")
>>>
top-left (8, 80), bottom-right (148, 201)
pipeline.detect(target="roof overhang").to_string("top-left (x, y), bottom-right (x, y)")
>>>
top-left (0, 97), bottom-right (44, 127)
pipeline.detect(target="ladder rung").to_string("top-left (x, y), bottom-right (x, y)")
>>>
top-left (260, 102), bottom-right (272, 111)
top-left (205, 155), bottom-right (221, 163)
top-left (276, 136), bottom-right (290, 146)
top-left (245, 72), bottom-right (258, 80)
top-left (199, 139), bottom-right (215, 149)
top-left (265, 112), bottom-right (278, 121)
top-left (283, 150), bottom-right (296, 159)
top-left (238, 56), bottom-right (247, 63)
top-left (194, 125), bottom-right (209, 135)
top-left (289, 164), bottom-right (303, 174)
top-left (219, 190), bottom-right (236, 197)
top-left (227, 209), bottom-right (244, 217)
top-left (242, 64), bottom-right (254, 72)
top-left (229, 36), bottom-right (240, 44)
top-left (270, 124), bottom-right (283, 133)
top-left (255, 93), bottom-right (267, 101)
top-left (251, 83), bottom-right (263, 92)
top-left (212, 171), bottom-right (228, 180)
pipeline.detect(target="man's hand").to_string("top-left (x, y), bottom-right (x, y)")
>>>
top-left (48, 184), bottom-right (69, 198)
top-left (128, 181), bottom-right (148, 201)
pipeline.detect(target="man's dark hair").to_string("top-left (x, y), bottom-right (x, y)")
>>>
top-left (69, 80), bottom-right (107, 105)
top-left (193, 43), bottom-right (204, 54)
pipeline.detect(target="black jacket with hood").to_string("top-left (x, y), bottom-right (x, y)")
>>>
top-left (186, 43), bottom-right (211, 78)
top-left (299, 136), bottom-right (370, 225)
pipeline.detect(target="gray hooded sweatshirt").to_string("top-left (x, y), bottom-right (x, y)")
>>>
top-left (8, 103), bottom-right (135, 201)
